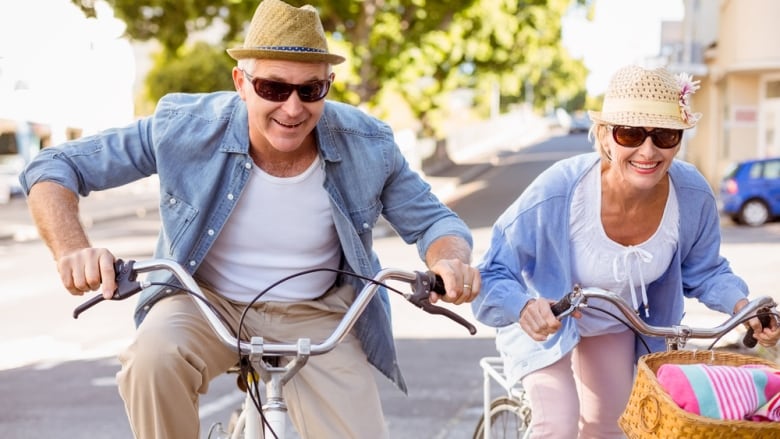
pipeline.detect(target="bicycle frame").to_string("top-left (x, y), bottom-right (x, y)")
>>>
top-left (75, 258), bottom-right (476, 439)
top-left (479, 357), bottom-right (531, 439)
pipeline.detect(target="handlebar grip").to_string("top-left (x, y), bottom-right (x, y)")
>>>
top-left (742, 310), bottom-right (773, 348)
top-left (429, 273), bottom-right (447, 296)
top-left (550, 294), bottom-right (573, 317)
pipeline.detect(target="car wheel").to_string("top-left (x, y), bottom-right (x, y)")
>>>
top-left (738, 199), bottom-right (770, 226)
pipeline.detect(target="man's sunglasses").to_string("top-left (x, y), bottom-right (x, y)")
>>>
top-left (241, 69), bottom-right (331, 103)
top-left (609, 125), bottom-right (683, 149)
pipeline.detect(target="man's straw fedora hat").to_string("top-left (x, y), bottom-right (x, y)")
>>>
top-left (227, 0), bottom-right (345, 65)
top-left (588, 65), bottom-right (701, 130)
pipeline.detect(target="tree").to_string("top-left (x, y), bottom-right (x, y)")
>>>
top-left (72, 0), bottom-right (588, 138)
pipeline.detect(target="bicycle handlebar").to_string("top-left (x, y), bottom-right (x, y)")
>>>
top-left (550, 285), bottom-right (777, 348)
top-left (73, 258), bottom-right (477, 357)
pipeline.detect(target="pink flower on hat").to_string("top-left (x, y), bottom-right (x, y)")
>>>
top-left (677, 73), bottom-right (701, 125)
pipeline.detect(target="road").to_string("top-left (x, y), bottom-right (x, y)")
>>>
top-left (1, 132), bottom-right (779, 438)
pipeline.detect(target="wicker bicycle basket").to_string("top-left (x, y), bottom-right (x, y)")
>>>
top-left (618, 350), bottom-right (780, 439)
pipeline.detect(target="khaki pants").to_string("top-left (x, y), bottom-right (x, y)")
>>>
top-left (116, 284), bottom-right (389, 439)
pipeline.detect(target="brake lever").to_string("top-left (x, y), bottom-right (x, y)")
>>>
top-left (406, 271), bottom-right (477, 335)
top-left (72, 259), bottom-right (142, 319)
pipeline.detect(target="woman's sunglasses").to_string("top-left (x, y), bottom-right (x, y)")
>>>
top-left (609, 125), bottom-right (683, 149)
top-left (241, 70), bottom-right (331, 103)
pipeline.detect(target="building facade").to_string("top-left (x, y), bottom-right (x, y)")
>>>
top-left (668, 0), bottom-right (780, 188)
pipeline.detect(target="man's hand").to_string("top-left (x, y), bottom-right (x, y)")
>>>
top-left (424, 235), bottom-right (479, 305)
top-left (57, 248), bottom-right (117, 299)
top-left (428, 258), bottom-right (481, 305)
top-left (27, 182), bottom-right (117, 299)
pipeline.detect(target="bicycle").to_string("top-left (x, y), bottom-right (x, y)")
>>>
top-left (472, 284), bottom-right (779, 439)
top-left (73, 258), bottom-right (477, 439)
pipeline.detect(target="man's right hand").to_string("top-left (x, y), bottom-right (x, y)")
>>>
top-left (27, 182), bottom-right (117, 299)
top-left (57, 248), bottom-right (117, 299)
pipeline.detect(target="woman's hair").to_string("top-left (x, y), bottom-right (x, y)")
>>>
top-left (590, 123), bottom-right (611, 161)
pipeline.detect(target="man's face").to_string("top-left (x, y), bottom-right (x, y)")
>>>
top-left (234, 59), bottom-right (332, 155)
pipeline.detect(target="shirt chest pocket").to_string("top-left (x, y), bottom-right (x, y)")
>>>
top-left (159, 193), bottom-right (198, 254)
top-left (346, 199), bottom-right (383, 236)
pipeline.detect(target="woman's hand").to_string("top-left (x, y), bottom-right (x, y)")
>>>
top-left (734, 299), bottom-right (780, 348)
top-left (519, 299), bottom-right (563, 341)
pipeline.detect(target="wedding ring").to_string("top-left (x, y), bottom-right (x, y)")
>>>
top-left (464, 284), bottom-right (472, 289)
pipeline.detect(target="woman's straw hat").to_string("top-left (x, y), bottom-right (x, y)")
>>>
top-left (588, 65), bottom-right (701, 130)
top-left (227, 0), bottom-right (345, 65)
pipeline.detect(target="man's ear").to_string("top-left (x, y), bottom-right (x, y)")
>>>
top-left (232, 67), bottom-right (247, 99)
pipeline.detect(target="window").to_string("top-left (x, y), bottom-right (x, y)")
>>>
top-left (0, 132), bottom-right (18, 155)
top-left (768, 80), bottom-right (780, 99)
top-left (763, 160), bottom-right (780, 179)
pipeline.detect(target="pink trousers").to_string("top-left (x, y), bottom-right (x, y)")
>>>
top-left (521, 330), bottom-right (635, 438)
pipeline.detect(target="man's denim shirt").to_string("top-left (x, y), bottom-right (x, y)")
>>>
top-left (20, 92), bottom-right (472, 392)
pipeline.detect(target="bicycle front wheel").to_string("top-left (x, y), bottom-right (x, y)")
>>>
top-left (472, 396), bottom-right (531, 439)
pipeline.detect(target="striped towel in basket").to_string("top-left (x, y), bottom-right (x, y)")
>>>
top-left (656, 362), bottom-right (780, 421)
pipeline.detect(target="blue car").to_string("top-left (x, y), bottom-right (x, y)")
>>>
top-left (719, 157), bottom-right (780, 226)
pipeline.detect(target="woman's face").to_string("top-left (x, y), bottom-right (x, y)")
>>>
top-left (600, 124), bottom-right (680, 192)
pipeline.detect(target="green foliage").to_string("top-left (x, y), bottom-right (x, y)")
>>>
top-left (72, 0), bottom-right (590, 138)
top-left (145, 41), bottom-right (236, 102)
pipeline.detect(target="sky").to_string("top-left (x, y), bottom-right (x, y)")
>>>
top-left (0, 0), bottom-right (135, 134)
top-left (563, 0), bottom-right (685, 95)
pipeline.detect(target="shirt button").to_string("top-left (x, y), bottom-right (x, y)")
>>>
top-left (169, 198), bottom-right (176, 204)
top-left (362, 222), bottom-right (370, 229)
top-left (245, 162), bottom-right (252, 169)
top-left (207, 229), bottom-right (215, 236)
top-left (227, 193), bottom-right (234, 200)
top-left (189, 260), bottom-right (196, 267)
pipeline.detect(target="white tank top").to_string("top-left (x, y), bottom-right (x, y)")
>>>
top-left (198, 155), bottom-right (341, 302)
top-left (570, 165), bottom-right (679, 336)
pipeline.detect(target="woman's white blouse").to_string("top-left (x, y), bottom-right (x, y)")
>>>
top-left (570, 165), bottom-right (680, 336)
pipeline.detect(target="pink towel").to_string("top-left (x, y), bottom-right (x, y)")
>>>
top-left (656, 362), bottom-right (780, 421)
